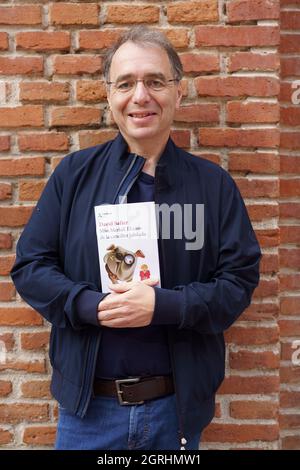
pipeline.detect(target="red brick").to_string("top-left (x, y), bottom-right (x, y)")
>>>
top-left (225, 325), bottom-right (279, 345)
top-left (229, 52), bottom-right (279, 72)
top-left (78, 130), bottom-right (118, 149)
top-left (228, 152), bottom-right (279, 174)
top-left (50, 3), bottom-right (99, 25)
top-left (21, 380), bottom-right (51, 399)
top-left (230, 401), bottom-right (278, 419)
top-left (280, 391), bottom-right (300, 408)
top-left (23, 426), bottom-right (56, 445)
top-left (50, 107), bottom-right (101, 127)
top-left (0, 404), bottom-right (48, 424)
top-left (281, 11), bottom-right (300, 29)
top-left (218, 375), bottom-right (279, 394)
top-left (0, 234), bottom-right (12, 250)
top-left (195, 77), bottom-right (279, 97)
top-left (20, 82), bottom-right (70, 103)
top-left (282, 436), bottom-right (300, 450)
top-left (280, 156), bottom-right (300, 174)
top-left (281, 58), bottom-right (300, 78)
top-left (280, 203), bottom-right (300, 220)
top-left (19, 180), bottom-right (46, 201)
top-left (0, 282), bottom-right (15, 301)
top-left (280, 229), bottom-right (300, 249)
top-left (0, 5), bottom-right (42, 25)
top-left (281, 107), bottom-right (300, 127)
top-left (21, 332), bottom-right (50, 350)
top-left (227, 102), bottom-right (279, 124)
top-left (254, 279), bottom-right (279, 298)
top-left (279, 413), bottom-right (300, 430)
top-left (202, 423), bottom-right (278, 442)
top-left (0, 255), bottom-right (15, 276)
top-left (195, 153), bottom-right (220, 165)
top-left (167, 1), bottom-right (218, 23)
top-left (227, 0), bottom-right (279, 22)
top-left (162, 29), bottom-right (189, 49)
top-left (175, 104), bottom-right (220, 123)
top-left (235, 178), bottom-right (279, 198)
top-left (280, 179), bottom-right (300, 197)
top-left (247, 204), bottom-right (279, 221)
top-left (195, 26), bottom-right (279, 47)
top-left (0, 106), bottom-right (43, 128)
top-left (0, 360), bottom-right (46, 374)
top-left (0, 381), bottom-right (12, 397)
top-left (0, 56), bottom-right (43, 75)
top-left (280, 274), bottom-right (300, 291)
top-left (105, 5), bottom-right (159, 24)
top-left (18, 132), bottom-right (69, 152)
top-left (280, 35), bottom-right (300, 53)
top-left (280, 82), bottom-right (294, 102)
top-left (260, 254), bottom-right (279, 275)
top-left (52, 55), bottom-right (101, 75)
top-left (199, 128), bottom-right (279, 148)
top-left (0, 183), bottom-right (12, 201)
top-left (0, 307), bottom-right (42, 326)
top-left (0, 333), bottom-right (14, 352)
top-left (0, 158), bottom-right (45, 176)
top-left (16, 32), bottom-right (70, 52)
top-left (241, 302), bottom-right (279, 321)
top-left (0, 32), bottom-right (8, 50)
top-left (280, 247), bottom-right (300, 269)
top-left (0, 429), bottom-right (13, 445)
top-left (170, 130), bottom-right (190, 148)
top-left (281, 342), bottom-right (294, 361)
top-left (0, 206), bottom-right (33, 227)
top-left (76, 80), bottom-right (106, 102)
top-left (0, 135), bottom-right (10, 151)
top-left (79, 30), bottom-right (122, 51)
top-left (280, 296), bottom-right (300, 315)
top-left (256, 228), bottom-right (280, 247)
top-left (279, 319), bottom-right (300, 336)
top-left (229, 350), bottom-right (279, 370)
top-left (180, 53), bottom-right (219, 73)
top-left (280, 365), bottom-right (300, 385)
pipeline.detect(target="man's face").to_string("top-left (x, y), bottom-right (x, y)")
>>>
top-left (106, 41), bottom-right (182, 147)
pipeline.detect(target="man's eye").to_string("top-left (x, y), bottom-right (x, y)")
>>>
top-left (116, 81), bottom-right (132, 90)
top-left (148, 79), bottom-right (165, 89)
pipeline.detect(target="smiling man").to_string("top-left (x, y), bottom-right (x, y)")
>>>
top-left (11, 27), bottom-right (261, 450)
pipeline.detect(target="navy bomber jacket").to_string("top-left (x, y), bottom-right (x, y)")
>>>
top-left (11, 132), bottom-right (261, 444)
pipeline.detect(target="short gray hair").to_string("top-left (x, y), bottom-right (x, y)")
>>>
top-left (102, 26), bottom-right (183, 82)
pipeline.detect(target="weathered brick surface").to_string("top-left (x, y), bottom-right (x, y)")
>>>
top-left (0, 0), bottom-right (297, 452)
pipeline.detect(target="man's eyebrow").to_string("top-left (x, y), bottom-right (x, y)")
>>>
top-left (114, 72), bottom-right (168, 82)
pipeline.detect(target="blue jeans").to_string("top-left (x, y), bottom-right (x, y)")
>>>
top-left (55, 393), bottom-right (201, 450)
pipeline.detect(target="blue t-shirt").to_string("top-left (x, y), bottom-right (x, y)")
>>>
top-left (95, 170), bottom-right (172, 379)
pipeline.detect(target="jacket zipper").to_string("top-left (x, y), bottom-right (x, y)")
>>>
top-left (154, 177), bottom-right (187, 450)
top-left (77, 153), bottom-right (144, 417)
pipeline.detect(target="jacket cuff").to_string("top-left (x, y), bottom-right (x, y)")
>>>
top-left (75, 289), bottom-right (107, 327)
top-left (151, 287), bottom-right (182, 325)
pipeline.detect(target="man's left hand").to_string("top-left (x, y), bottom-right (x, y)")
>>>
top-left (97, 279), bottom-right (158, 328)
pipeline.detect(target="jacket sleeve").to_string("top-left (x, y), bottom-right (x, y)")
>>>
top-left (10, 159), bottom-right (106, 330)
top-left (152, 171), bottom-right (261, 334)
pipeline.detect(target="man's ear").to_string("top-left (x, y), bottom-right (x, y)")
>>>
top-left (175, 81), bottom-right (183, 110)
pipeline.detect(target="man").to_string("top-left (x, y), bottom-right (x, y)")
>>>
top-left (11, 27), bottom-right (261, 450)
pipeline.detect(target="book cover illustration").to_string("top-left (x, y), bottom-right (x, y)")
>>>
top-left (94, 201), bottom-right (161, 293)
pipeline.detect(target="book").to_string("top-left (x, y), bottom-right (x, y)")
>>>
top-left (94, 201), bottom-right (161, 293)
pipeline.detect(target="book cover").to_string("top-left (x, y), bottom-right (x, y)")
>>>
top-left (94, 201), bottom-right (161, 293)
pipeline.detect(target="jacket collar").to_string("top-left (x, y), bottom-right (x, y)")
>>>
top-left (110, 131), bottom-right (182, 191)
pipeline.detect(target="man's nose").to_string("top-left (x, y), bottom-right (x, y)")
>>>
top-left (132, 81), bottom-right (151, 104)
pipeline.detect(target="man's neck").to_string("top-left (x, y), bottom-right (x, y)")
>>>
top-left (126, 135), bottom-right (169, 177)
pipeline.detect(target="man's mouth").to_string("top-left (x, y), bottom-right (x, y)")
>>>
top-left (128, 112), bottom-right (156, 118)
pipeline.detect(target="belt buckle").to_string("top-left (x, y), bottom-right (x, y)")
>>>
top-left (115, 378), bottom-right (144, 406)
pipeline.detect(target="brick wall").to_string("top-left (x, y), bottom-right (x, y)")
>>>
top-left (0, 0), bottom-right (298, 449)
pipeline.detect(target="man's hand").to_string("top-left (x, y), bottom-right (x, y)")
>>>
top-left (97, 278), bottom-right (159, 328)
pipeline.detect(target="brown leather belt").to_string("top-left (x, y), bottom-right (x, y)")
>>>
top-left (93, 375), bottom-right (174, 406)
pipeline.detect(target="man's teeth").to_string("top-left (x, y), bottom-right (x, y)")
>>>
top-left (131, 113), bottom-right (154, 117)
